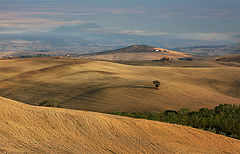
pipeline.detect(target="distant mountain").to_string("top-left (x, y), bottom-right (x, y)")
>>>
top-left (51, 23), bottom-right (104, 33)
top-left (1, 23), bottom-right (238, 54)
top-left (175, 43), bottom-right (240, 56)
top-left (216, 54), bottom-right (240, 63)
top-left (49, 23), bottom-right (234, 50)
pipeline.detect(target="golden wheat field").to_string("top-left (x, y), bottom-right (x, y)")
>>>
top-left (0, 57), bottom-right (239, 112)
top-left (1, 96), bottom-right (240, 153)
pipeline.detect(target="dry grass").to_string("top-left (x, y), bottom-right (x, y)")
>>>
top-left (79, 45), bottom-right (190, 61)
top-left (80, 50), bottom-right (189, 61)
top-left (1, 96), bottom-right (240, 153)
top-left (0, 57), bottom-right (240, 112)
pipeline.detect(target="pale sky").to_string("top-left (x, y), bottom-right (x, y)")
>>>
top-left (1, 0), bottom-right (240, 42)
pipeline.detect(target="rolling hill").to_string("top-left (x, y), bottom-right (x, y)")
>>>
top-left (1, 96), bottom-right (240, 153)
top-left (175, 43), bottom-right (240, 56)
top-left (216, 54), bottom-right (240, 63)
top-left (79, 45), bottom-right (190, 60)
top-left (0, 57), bottom-right (240, 112)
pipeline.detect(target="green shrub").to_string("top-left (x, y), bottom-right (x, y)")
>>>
top-left (108, 104), bottom-right (240, 140)
top-left (38, 100), bottom-right (62, 108)
top-left (152, 80), bottom-right (160, 89)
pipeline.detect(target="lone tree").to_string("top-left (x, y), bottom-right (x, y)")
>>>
top-left (153, 80), bottom-right (160, 89)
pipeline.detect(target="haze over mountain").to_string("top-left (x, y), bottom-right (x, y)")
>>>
top-left (51, 23), bottom-right (104, 33)
top-left (2, 23), bottom-right (235, 54)
top-left (175, 43), bottom-right (240, 56)
top-left (1, 0), bottom-right (239, 53)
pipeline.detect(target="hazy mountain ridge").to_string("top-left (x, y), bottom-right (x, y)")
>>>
top-left (175, 43), bottom-right (240, 56)
top-left (1, 23), bottom-right (237, 54)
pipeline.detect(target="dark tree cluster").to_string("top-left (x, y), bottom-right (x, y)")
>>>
top-left (153, 80), bottom-right (160, 89)
top-left (108, 104), bottom-right (240, 140)
top-left (38, 100), bottom-right (62, 108)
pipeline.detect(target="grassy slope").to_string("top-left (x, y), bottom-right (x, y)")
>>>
top-left (0, 57), bottom-right (240, 112)
top-left (79, 45), bottom-right (190, 60)
top-left (80, 51), bottom-right (189, 60)
top-left (1, 96), bottom-right (240, 153)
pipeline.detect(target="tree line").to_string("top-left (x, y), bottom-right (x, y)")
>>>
top-left (108, 104), bottom-right (240, 140)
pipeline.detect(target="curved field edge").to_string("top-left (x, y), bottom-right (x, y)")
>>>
top-left (0, 57), bottom-right (240, 113)
top-left (1, 96), bottom-right (240, 153)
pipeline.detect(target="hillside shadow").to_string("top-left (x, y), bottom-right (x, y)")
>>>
top-left (130, 86), bottom-right (156, 89)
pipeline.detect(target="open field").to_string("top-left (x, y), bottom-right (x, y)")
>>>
top-left (0, 56), bottom-right (240, 112)
top-left (1, 96), bottom-right (240, 153)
